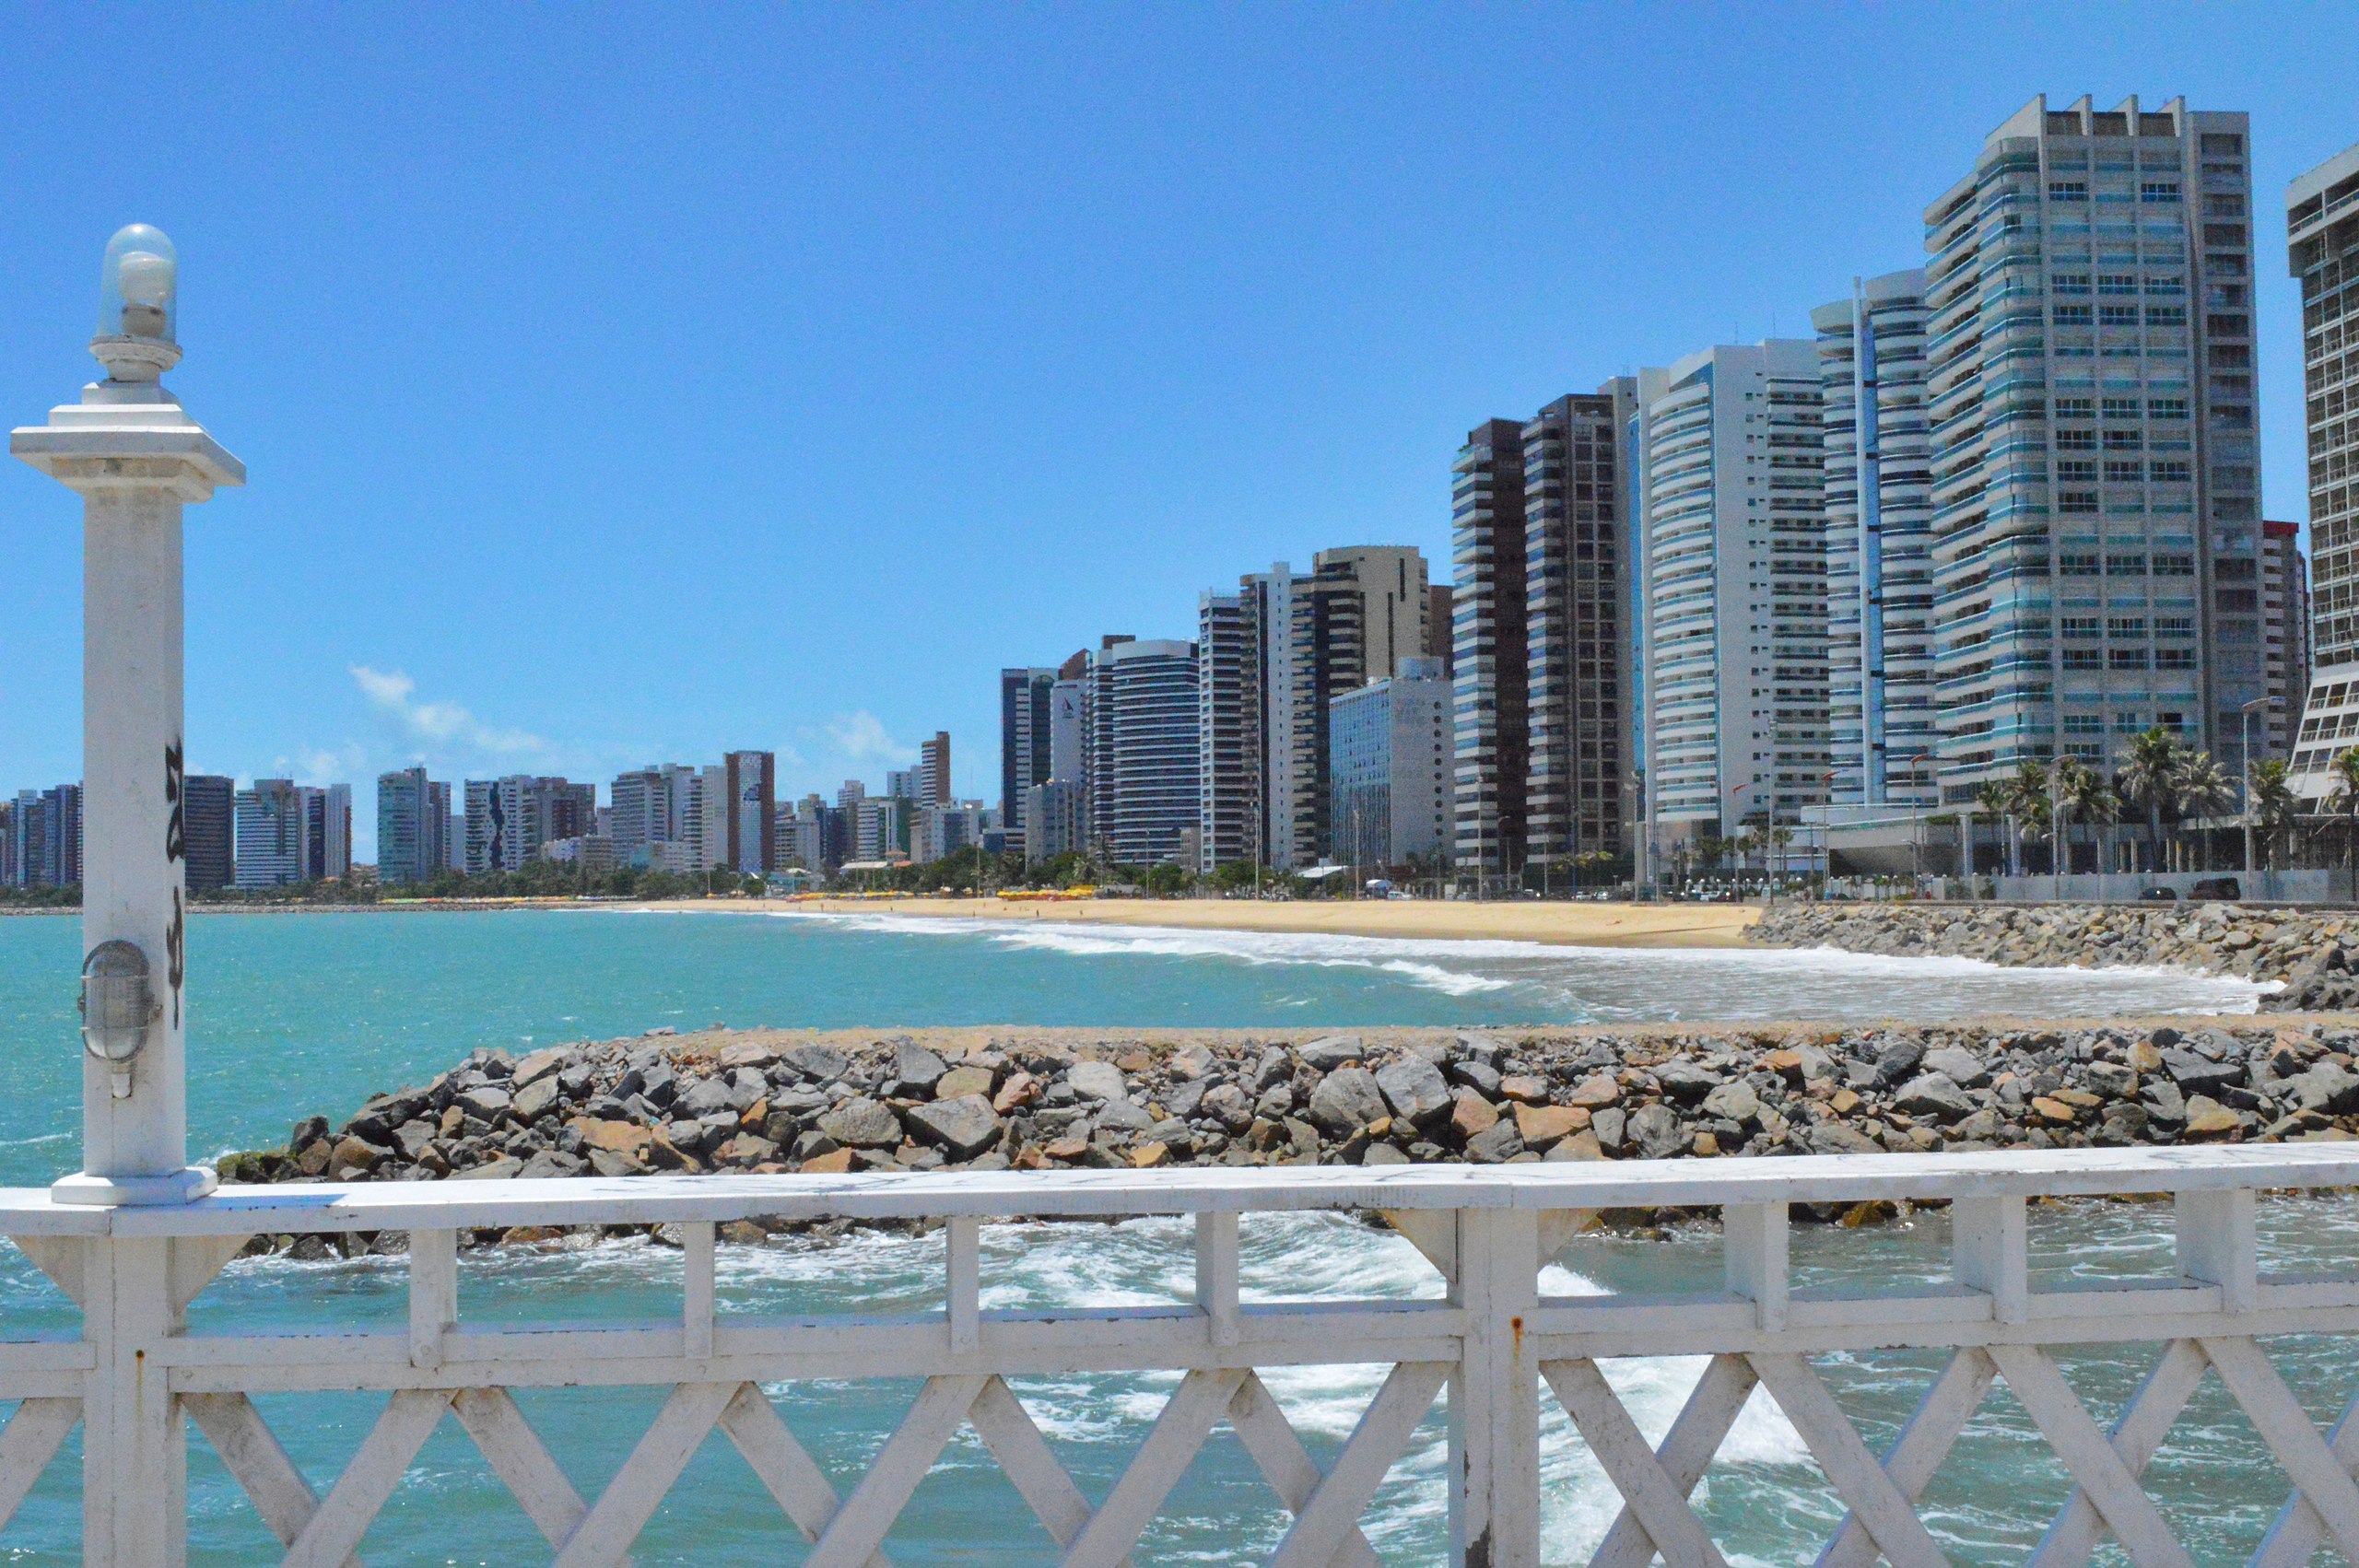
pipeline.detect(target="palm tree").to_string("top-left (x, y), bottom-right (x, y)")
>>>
top-left (2248, 757), bottom-right (2299, 869)
top-left (2118, 726), bottom-right (2184, 873)
top-left (2326, 749), bottom-right (2359, 894)
top-left (2172, 750), bottom-right (2236, 872)
top-left (2048, 756), bottom-right (2108, 880)
top-left (1974, 779), bottom-right (2011, 878)
top-left (2002, 760), bottom-right (2050, 877)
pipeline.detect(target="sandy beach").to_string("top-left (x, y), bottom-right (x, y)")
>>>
top-left (740, 895), bottom-right (1760, 948)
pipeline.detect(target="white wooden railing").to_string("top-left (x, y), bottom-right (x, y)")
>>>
top-left (9, 1147), bottom-right (2359, 1565)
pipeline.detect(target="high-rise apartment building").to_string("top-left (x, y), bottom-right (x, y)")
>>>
top-left (182, 774), bottom-right (235, 892)
top-left (297, 783), bottom-right (352, 883)
top-left (1311, 546), bottom-right (1429, 689)
top-left (1022, 778), bottom-right (1089, 864)
top-left (1522, 387), bottom-right (1636, 870)
top-left (375, 767), bottom-right (450, 885)
top-left (916, 732), bottom-right (951, 809)
top-left (1630, 342), bottom-right (1828, 858)
top-left (1426, 584), bottom-right (1457, 677)
top-left (2262, 519), bottom-right (2311, 760)
top-left (998, 667), bottom-right (1058, 854)
top-left (234, 778), bottom-right (302, 889)
top-left (6, 785), bottom-right (81, 888)
top-left (1090, 638), bottom-right (1200, 867)
top-left (723, 750), bottom-right (776, 873)
top-left (1924, 95), bottom-right (2263, 799)
top-left (1197, 550), bottom-right (1431, 872)
top-left (464, 776), bottom-right (584, 873)
top-left (0, 802), bottom-right (12, 885)
top-left (1196, 589), bottom-right (1261, 872)
top-left (2288, 140), bottom-right (2359, 793)
top-left (1451, 419), bottom-right (1532, 883)
top-left (1329, 657), bottom-right (1452, 871)
top-left (1815, 272), bottom-right (1939, 803)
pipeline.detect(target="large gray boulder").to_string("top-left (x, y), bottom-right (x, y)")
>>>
top-left (1307, 1069), bottom-right (1388, 1136)
top-left (1919, 1047), bottom-right (1989, 1089)
top-left (1627, 1103), bottom-right (1687, 1159)
top-left (1068, 1061), bottom-right (1130, 1103)
top-left (905, 1095), bottom-right (1003, 1159)
top-left (1297, 1036), bottom-right (1366, 1072)
top-left (817, 1097), bottom-right (904, 1149)
top-left (1375, 1057), bottom-right (1452, 1127)
top-left (1893, 1072), bottom-right (1975, 1123)
top-left (894, 1042), bottom-right (950, 1093)
top-left (780, 1045), bottom-right (851, 1084)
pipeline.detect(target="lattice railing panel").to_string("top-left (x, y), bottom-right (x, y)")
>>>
top-left (182, 1364), bottom-right (1447, 1567)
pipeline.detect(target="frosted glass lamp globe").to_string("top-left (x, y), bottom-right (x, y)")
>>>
top-left (90, 225), bottom-right (184, 382)
top-left (99, 225), bottom-right (179, 344)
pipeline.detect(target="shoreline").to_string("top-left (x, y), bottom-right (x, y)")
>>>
top-left (3, 895), bottom-right (1764, 949)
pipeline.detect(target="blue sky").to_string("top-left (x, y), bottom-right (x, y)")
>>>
top-left (4, 6), bottom-right (2354, 858)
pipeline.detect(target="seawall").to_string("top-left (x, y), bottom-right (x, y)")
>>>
top-left (217, 1016), bottom-right (2359, 1255)
top-left (1752, 901), bottom-right (2359, 1011)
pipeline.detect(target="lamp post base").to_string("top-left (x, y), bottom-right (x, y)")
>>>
top-left (51, 1166), bottom-right (219, 1207)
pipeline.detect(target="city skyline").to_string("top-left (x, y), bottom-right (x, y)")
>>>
top-left (4, 14), bottom-right (2354, 860)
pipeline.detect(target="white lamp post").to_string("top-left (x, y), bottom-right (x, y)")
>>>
top-left (12, 224), bottom-right (243, 1206)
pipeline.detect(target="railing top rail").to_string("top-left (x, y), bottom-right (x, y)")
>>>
top-left (6, 1144), bottom-right (2359, 1237)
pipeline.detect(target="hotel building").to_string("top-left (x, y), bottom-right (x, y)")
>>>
top-left (2288, 140), bottom-right (2359, 792)
top-left (1922, 95), bottom-right (2264, 798)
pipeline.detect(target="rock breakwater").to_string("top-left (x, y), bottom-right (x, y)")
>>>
top-left (1753, 902), bottom-right (2359, 1011)
top-left (216, 1017), bottom-right (2359, 1255)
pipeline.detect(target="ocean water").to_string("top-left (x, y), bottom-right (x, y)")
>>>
top-left (0, 908), bottom-right (2337, 1565)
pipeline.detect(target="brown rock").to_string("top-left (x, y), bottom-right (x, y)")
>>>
top-left (586, 1148), bottom-right (643, 1177)
top-left (1115, 1049), bottom-right (1155, 1072)
top-left (1543, 1130), bottom-right (1604, 1162)
top-left (295, 1139), bottom-right (333, 1177)
top-left (992, 1071), bottom-right (1039, 1114)
top-left (799, 1148), bottom-right (854, 1174)
top-left (1567, 1074), bottom-right (1621, 1107)
top-left (2184, 1096), bottom-right (2242, 1139)
top-left (1691, 1131), bottom-right (1721, 1156)
top-left (1044, 1136), bottom-right (1090, 1161)
top-left (2053, 1089), bottom-right (2102, 1109)
top-left (570, 1118), bottom-right (652, 1158)
top-left (712, 1133), bottom-right (780, 1166)
top-left (1132, 1141), bottom-right (1171, 1168)
top-left (328, 1136), bottom-right (387, 1181)
top-left (2030, 1096), bottom-right (2077, 1124)
top-left (1762, 1048), bottom-right (1804, 1082)
top-left (936, 1065), bottom-right (995, 1101)
top-left (721, 1220), bottom-right (769, 1245)
top-left (1513, 1104), bottom-right (1591, 1149)
top-left (1829, 1089), bottom-right (1861, 1116)
top-left (1499, 1075), bottom-right (1552, 1105)
top-left (1450, 1090), bottom-right (1501, 1140)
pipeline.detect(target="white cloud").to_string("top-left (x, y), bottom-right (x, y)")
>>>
top-left (350, 665), bottom-right (546, 756)
top-left (824, 710), bottom-right (916, 768)
top-left (277, 743), bottom-right (368, 784)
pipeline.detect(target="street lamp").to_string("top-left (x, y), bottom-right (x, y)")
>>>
top-left (13, 226), bottom-right (243, 1206)
top-left (1904, 751), bottom-right (1934, 895)
top-left (2242, 696), bottom-right (2279, 881)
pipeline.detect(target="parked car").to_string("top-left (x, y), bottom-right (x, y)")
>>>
top-left (2190, 876), bottom-right (2241, 902)
top-left (2141, 885), bottom-right (2179, 902)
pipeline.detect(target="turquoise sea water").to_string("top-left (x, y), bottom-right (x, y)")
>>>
top-left (0, 908), bottom-right (2342, 1565)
